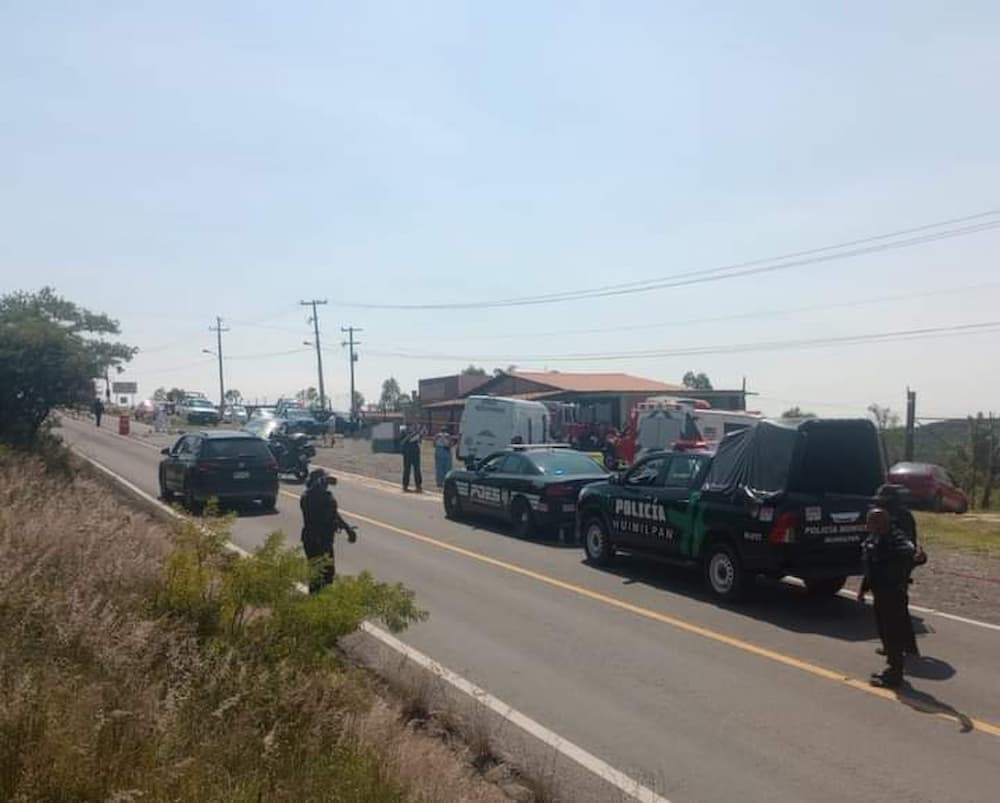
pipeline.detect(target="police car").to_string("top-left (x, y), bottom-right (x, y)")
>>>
top-left (443, 445), bottom-right (609, 538)
top-left (577, 419), bottom-right (883, 602)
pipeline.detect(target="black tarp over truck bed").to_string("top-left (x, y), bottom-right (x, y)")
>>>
top-left (703, 419), bottom-right (884, 501)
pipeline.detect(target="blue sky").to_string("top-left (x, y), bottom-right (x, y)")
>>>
top-left (3, 1), bottom-right (999, 417)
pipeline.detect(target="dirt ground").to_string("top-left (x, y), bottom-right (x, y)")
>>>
top-left (128, 425), bottom-right (1000, 624)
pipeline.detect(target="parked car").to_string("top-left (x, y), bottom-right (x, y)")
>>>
top-left (158, 430), bottom-right (279, 512)
top-left (177, 397), bottom-right (221, 425)
top-left (281, 407), bottom-right (327, 437)
top-left (222, 404), bottom-right (248, 424)
top-left (133, 399), bottom-right (156, 421)
top-left (888, 462), bottom-right (968, 513)
top-left (443, 445), bottom-right (608, 538)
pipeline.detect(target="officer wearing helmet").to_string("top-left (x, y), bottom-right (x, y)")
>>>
top-left (300, 468), bottom-right (357, 594)
top-left (875, 483), bottom-right (926, 656)
top-left (858, 507), bottom-right (916, 688)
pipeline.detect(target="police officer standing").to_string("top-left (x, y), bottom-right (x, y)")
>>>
top-left (300, 468), bottom-right (357, 594)
top-left (400, 424), bottom-right (424, 493)
top-left (858, 507), bottom-right (916, 688)
top-left (93, 397), bottom-right (105, 428)
top-left (875, 484), bottom-right (926, 656)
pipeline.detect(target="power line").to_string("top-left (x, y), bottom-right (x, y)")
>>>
top-left (333, 210), bottom-right (1000, 310)
top-left (363, 280), bottom-right (1000, 345)
top-left (363, 319), bottom-right (1000, 363)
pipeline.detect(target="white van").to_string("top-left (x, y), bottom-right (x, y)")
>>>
top-left (457, 396), bottom-right (550, 462)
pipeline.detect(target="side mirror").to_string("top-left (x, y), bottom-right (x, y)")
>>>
top-left (161, 447), bottom-right (170, 456)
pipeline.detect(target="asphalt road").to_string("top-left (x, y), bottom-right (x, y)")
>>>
top-left (61, 417), bottom-right (1000, 802)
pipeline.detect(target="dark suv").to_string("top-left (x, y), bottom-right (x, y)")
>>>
top-left (158, 430), bottom-right (279, 512)
top-left (578, 419), bottom-right (884, 602)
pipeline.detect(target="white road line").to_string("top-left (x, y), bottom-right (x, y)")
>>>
top-left (71, 445), bottom-right (669, 803)
top-left (67, 422), bottom-right (1000, 635)
top-left (362, 622), bottom-right (671, 803)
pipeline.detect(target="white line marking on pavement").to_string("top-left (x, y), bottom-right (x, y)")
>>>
top-left (67, 421), bottom-right (1000, 634)
top-left (360, 622), bottom-right (671, 803)
top-left (71, 444), bottom-right (669, 803)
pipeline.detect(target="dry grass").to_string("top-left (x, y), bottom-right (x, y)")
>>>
top-left (0, 451), bottom-right (509, 802)
top-left (914, 510), bottom-right (1000, 557)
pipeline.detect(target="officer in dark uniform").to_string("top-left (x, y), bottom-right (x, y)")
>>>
top-left (875, 484), bottom-right (926, 655)
top-left (858, 507), bottom-right (916, 688)
top-left (400, 425), bottom-right (424, 493)
top-left (93, 397), bottom-right (105, 428)
top-left (300, 468), bottom-right (357, 594)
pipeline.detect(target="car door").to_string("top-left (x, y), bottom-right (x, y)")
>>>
top-left (178, 435), bottom-right (201, 488)
top-left (164, 436), bottom-right (190, 490)
top-left (609, 454), bottom-right (671, 552)
top-left (467, 453), bottom-right (509, 517)
top-left (499, 453), bottom-right (536, 513)
top-left (654, 453), bottom-right (710, 558)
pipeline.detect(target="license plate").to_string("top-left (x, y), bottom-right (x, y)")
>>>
top-left (233, 471), bottom-right (250, 480)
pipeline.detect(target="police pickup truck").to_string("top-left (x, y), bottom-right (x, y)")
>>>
top-left (576, 418), bottom-right (884, 601)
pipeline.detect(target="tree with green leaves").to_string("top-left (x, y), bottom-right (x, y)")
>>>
top-left (166, 387), bottom-right (187, 402)
top-left (380, 377), bottom-right (402, 411)
top-left (296, 387), bottom-right (319, 403)
top-left (0, 287), bottom-right (136, 445)
top-left (224, 389), bottom-right (242, 403)
top-left (682, 371), bottom-right (713, 390)
top-left (461, 365), bottom-right (487, 377)
top-left (153, 387), bottom-right (168, 401)
top-left (352, 390), bottom-right (366, 413)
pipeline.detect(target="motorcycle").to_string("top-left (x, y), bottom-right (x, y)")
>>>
top-left (269, 432), bottom-right (315, 481)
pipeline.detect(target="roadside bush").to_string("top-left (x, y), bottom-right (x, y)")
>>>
top-left (0, 451), bottom-right (494, 803)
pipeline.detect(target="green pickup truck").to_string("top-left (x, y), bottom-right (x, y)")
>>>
top-left (576, 418), bottom-right (885, 602)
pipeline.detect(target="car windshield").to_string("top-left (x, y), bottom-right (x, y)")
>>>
top-left (189, 399), bottom-right (215, 408)
top-left (528, 451), bottom-right (607, 476)
top-left (202, 438), bottom-right (272, 460)
top-left (284, 409), bottom-right (312, 419)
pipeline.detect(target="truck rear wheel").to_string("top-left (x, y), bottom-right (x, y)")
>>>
top-left (804, 576), bottom-right (847, 597)
top-left (704, 542), bottom-right (746, 602)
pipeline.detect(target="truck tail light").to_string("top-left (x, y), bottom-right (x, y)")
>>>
top-left (197, 460), bottom-right (224, 473)
top-left (769, 511), bottom-right (798, 545)
top-left (267, 458), bottom-right (278, 471)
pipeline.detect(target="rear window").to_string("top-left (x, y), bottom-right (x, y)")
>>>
top-left (203, 438), bottom-right (272, 460)
top-left (528, 451), bottom-right (607, 476)
top-left (790, 422), bottom-right (883, 496)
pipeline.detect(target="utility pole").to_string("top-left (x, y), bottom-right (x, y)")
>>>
top-left (904, 387), bottom-right (917, 461)
top-left (209, 316), bottom-right (229, 413)
top-left (341, 326), bottom-right (362, 422)
top-left (300, 299), bottom-right (328, 410)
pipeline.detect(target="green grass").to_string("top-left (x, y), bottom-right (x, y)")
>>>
top-left (914, 510), bottom-right (1000, 557)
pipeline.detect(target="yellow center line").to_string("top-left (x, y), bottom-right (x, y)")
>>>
top-left (279, 489), bottom-right (1000, 738)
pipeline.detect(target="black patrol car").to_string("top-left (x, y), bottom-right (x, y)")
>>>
top-left (443, 446), bottom-right (609, 538)
top-left (576, 418), bottom-right (885, 602)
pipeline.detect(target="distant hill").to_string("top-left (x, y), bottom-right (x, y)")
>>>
top-left (882, 419), bottom-right (971, 467)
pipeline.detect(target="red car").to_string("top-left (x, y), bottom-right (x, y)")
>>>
top-left (888, 462), bottom-right (968, 513)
